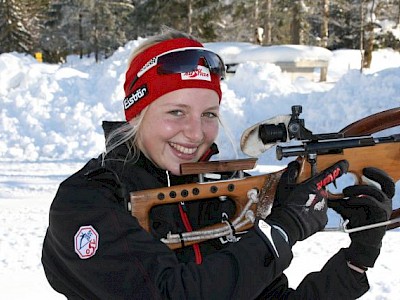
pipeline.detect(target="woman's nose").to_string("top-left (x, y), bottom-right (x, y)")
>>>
top-left (184, 116), bottom-right (204, 142)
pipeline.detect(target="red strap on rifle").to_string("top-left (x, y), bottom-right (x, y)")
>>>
top-left (176, 144), bottom-right (219, 264)
top-left (199, 143), bottom-right (219, 162)
top-left (178, 204), bottom-right (203, 264)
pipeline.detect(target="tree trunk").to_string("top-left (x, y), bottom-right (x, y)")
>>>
top-left (79, 12), bottom-right (83, 59)
top-left (188, 0), bottom-right (193, 35)
top-left (321, 0), bottom-right (329, 47)
top-left (397, 0), bottom-right (400, 26)
top-left (291, 1), bottom-right (301, 44)
top-left (362, 0), bottom-right (376, 69)
top-left (360, 0), bottom-right (364, 71)
top-left (363, 23), bottom-right (374, 68)
top-left (264, 0), bottom-right (272, 45)
top-left (94, 12), bottom-right (99, 63)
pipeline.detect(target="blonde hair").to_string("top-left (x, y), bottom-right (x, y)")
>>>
top-left (127, 27), bottom-right (198, 66)
top-left (103, 28), bottom-right (202, 164)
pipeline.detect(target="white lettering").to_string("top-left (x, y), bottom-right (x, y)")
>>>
top-left (137, 58), bottom-right (157, 77)
top-left (181, 65), bottom-right (211, 81)
top-left (124, 85), bottom-right (148, 110)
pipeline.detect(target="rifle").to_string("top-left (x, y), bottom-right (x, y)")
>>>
top-left (129, 106), bottom-right (400, 249)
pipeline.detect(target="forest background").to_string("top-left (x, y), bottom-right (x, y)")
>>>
top-left (1, 0), bottom-right (400, 67)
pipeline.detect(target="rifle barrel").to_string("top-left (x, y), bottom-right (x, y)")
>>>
top-left (276, 135), bottom-right (400, 160)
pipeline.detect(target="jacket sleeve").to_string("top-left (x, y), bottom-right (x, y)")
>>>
top-left (257, 249), bottom-right (369, 300)
top-left (257, 248), bottom-right (370, 299)
top-left (287, 248), bottom-right (370, 299)
top-left (42, 167), bottom-right (293, 300)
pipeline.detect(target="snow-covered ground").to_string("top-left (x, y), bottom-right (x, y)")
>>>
top-left (1, 40), bottom-right (400, 299)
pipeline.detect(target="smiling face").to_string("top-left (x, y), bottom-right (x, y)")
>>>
top-left (136, 88), bottom-right (220, 175)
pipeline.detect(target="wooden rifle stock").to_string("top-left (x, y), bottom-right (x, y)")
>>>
top-left (130, 107), bottom-right (400, 249)
top-left (296, 142), bottom-right (400, 188)
top-left (130, 170), bottom-right (280, 234)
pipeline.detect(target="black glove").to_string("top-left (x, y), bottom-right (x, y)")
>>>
top-left (329, 167), bottom-right (394, 268)
top-left (266, 159), bottom-right (349, 246)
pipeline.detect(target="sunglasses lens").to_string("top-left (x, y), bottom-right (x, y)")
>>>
top-left (157, 50), bottom-right (225, 79)
top-left (158, 51), bottom-right (198, 73)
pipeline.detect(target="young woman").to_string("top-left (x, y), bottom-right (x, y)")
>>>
top-left (42, 29), bottom-right (393, 299)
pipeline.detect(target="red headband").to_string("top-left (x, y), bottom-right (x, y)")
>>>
top-left (123, 38), bottom-right (222, 121)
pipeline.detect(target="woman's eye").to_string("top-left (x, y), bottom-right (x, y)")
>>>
top-left (168, 110), bottom-right (184, 116)
top-left (203, 112), bottom-right (218, 118)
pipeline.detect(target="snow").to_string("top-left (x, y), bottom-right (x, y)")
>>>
top-left (206, 42), bottom-right (333, 63)
top-left (1, 40), bottom-right (400, 299)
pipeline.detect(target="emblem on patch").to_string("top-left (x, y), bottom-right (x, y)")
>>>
top-left (181, 65), bottom-right (211, 81)
top-left (74, 225), bottom-right (99, 259)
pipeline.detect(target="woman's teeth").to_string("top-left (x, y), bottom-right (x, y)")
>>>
top-left (170, 142), bottom-right (197, 154)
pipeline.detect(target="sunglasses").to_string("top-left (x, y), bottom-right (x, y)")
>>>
top-left (128, 47), bottom-right (226, 91)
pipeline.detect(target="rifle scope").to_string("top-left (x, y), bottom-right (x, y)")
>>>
top-left (258, 123), bottom-right (287, 144)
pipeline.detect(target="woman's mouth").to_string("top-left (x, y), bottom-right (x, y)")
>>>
top-left (169, 142), bottom-right (197, 155)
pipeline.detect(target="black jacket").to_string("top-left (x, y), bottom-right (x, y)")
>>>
top-left (42, 122), bottom-right (369, 299)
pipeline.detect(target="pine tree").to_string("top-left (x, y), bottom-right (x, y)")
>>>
top-left (42, 0), bottom-right (134, 62)
top-left (27, 0), bottom-right (49, 51)
top-left (41, 0), bottom-right (70, 62)
top-left (2, 0), bottom-right (399, 59)
top-left (222, 0), bottom-right (262, 43)
top-left (0, 0), bottom-right (33, 53)
top-left (130, 0), bottom-right (224, 42)
top-left (83, 0), bottom-right (134, 61)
